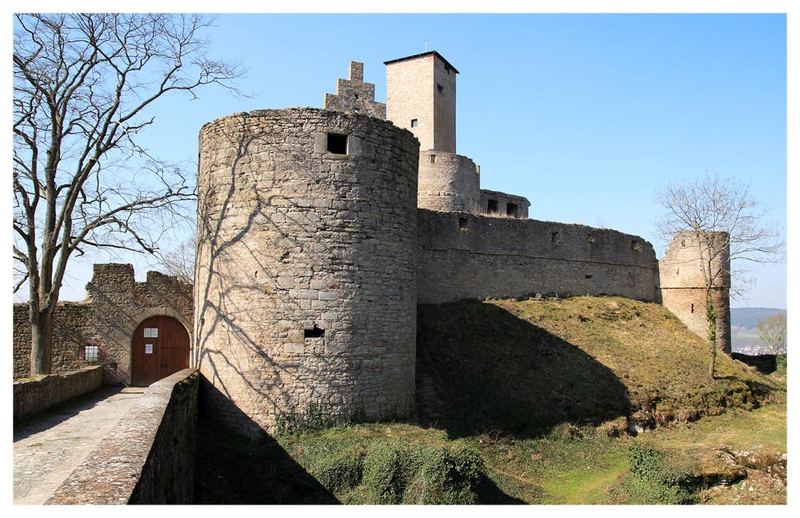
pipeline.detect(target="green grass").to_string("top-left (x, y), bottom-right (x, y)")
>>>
top-left (194, 295), bottom-right (786, 504)
top-left (417, 296), bottom-right (784, 437)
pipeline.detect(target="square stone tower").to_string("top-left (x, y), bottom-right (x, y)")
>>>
top-left (385, 51), bottom-right (458, 152)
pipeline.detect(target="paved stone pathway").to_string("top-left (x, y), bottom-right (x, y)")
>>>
top-left (13, 386), bottom-right (145, 504)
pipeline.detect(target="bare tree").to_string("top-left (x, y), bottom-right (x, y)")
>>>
top-left (656, 175), bottom-right (784, 379)
top-left (757, 313), bottom-right (787, 356)
top-left (13, 13), bottom-right (240, 375)
top-left (157, 237), bottom-right (196, 284)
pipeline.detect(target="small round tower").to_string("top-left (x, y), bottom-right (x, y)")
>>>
top-left (417, 150), bottom-right (480, 213)
top-left (195, 108), bottom-right (419, 435)
top-left (659, 231), bottom-right (732, 355)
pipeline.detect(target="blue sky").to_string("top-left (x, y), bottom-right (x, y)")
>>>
top-left (48, 13), bottom-right (787, 308)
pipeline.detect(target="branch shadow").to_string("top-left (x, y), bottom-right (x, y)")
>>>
top-left (193, 380), bottom-right (339, 504)
top-left (416, 301), bottom-right (632, 439)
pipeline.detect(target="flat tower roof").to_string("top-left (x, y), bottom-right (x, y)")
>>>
top-left (383, 51), bottom-right (459, 74)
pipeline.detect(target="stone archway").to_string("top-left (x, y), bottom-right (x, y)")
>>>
top-left (130, 315), bottom-right (190, 386)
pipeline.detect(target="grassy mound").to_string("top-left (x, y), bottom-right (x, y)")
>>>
top-left (280, 424), bottom-right (486, 504)
top-left (417, 296), bottom-right (783, 437)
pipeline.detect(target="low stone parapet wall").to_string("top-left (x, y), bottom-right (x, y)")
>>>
top-left (47, 369), bottom-right (199, 504)
top-left (14, 366), bottom-right (103, 419)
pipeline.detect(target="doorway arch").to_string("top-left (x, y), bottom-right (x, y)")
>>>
top-left (131, 315), bottom-right (190, 386)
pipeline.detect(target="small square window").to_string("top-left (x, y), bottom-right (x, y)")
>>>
top-left (327, 133), bottom-right (348, 154)
top-left (84, 345), bottom-right (99, 362)
top-left (437, 83), bottom-right (444, 93)
top-left (487, 199), bottom-right (498, 213)
top-left (410, 119), bottom-right (418, 128)
top-left (458, 217), bottom-right (468, 230)
top-left (144, 327), bottom-right (159, 338)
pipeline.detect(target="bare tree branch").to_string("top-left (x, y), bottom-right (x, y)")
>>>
top-left (13, 13), bottom-right (242, 375)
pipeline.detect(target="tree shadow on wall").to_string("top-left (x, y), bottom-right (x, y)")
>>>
top-left (193, 381), bottom-right (339, 504)
top-left (416, 301), bottom-right (631, 439)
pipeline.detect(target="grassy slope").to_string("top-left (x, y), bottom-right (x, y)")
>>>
top-left (195, 295), bottom-right (786, 504)
top-left (416, 296), bottom-right (784, 437)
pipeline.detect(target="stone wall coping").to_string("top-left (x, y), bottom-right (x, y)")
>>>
top-left (13, 366), bottom-right (103, 419)
top-left (46, 369), bottom-right (198, 505)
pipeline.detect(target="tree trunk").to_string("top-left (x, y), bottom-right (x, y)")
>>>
top-left (29, 308), bottom-right (53, 375)
top-left (706, 288), bottom-right (718, 380)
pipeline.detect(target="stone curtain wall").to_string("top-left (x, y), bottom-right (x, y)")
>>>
top-left (195, 108), bottom-right (419, 435)
top-left (13, 366), bottom-right (103, 419)
top-left (47, 369), bottom-right (199, 504)
top-left (417, 210), bottom-right (659, 304)
top-left (659, 232), bottom-right (732, 354)
top-left (417, 150), bottom-right (481, 213)
top-left (13, 303), bottom-right (91, 378)
top-left (13, 264), bottom-right (193, 383)
top-left (323, 61), bottom-right (386, 118)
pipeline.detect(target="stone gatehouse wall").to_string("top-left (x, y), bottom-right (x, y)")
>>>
top-left (13, 263), bottom-right (193, 384)
top-left (417, 209), bottom-right (659, 304)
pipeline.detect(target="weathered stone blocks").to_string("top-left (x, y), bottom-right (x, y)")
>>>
top-left (195, 108), bottom-right (419, 435)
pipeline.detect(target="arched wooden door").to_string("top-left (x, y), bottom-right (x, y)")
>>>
top-left (131, 315), bottom-right (190, 386)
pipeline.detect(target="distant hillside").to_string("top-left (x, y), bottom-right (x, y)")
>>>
top-left (731, 307), bottom-right (786, 354)
top-left (417, 296), bottom-right (784, 438)
top-left (731, 307), bottom-right (786, 329)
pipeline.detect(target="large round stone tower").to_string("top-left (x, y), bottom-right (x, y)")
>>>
top-left (194, 108), bottom-right (419, 435)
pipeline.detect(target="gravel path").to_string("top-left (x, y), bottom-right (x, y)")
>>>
top-left (13, 386), bottom-right (145, 504)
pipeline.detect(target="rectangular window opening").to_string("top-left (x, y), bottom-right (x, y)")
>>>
top-left (430, 154), bottom-right (436, 164)
top-left (84, 345), bottom-right (99, 362)
top-left (690, 303), bottom-right (695, 314)
top-left (143, 327), bottom-right (158, 338)
top-left (327, 133), bottom-right (348, 154)
top-left (506, 203), bottom-right (518, 217)
top-left (551, 231), bottom-right (560, 243)
top-left (487, 199), bottom-right (498, 213)
top-left (458, 217), bottom-right (468, 230)
top-left (437, 83), bottom-right (444, 93)
top-left (304, 326), bottom-right (325, 339)
top-left (410, 118), bottom-right (418, 128)
top-left (631, 239), bottom-right (641, 251)
top-left (585, 274), bottom-right (593, 280)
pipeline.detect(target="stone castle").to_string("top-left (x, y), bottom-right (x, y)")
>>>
top-left (12, 51), bottom-right (731, 436)
top-left (193, 51), bottom-right (732, 435)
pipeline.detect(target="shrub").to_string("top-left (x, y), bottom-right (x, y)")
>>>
top-left (625, 443), bottom-right (694, 504)
top-left (309, 445), bottom-right (365, 493)
top-left (362, 440), bottom-right (417, 504)
top-left (404, 443), bottom-right (484, 504)
top-left (360, 439), bottom-right (484, 504)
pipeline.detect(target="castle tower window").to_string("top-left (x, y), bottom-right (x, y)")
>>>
top-left (437, 83), bottom-right (444, 93)
top-left (458, 217), bottom-right (468, 230)
top-left (691, 303), bottom-right (695, 314)
top-left (304, 325), bottom-right (325, 339)
top-left (585, 274), bottom-right (593, 279)
top-left (551, 231), bottom-right (560, 243)
top-left (506, 203), bottom-right (518, 217)
top-left (631, 239), bottom-right (641, 251)
top-left (410, 118), bottom-right (418, 128)
top-left (430, 154), bottom-right (436, 164)
top-left (327, 133), bottom-right (348, 154)
top-left (487, 199), bottom-right (498, 213)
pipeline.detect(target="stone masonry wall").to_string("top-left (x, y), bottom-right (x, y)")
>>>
top-left (417, 209), bottom-right (659, 304)
top-left (324, 61), bottom-right (386, 118)
top-left (418, 150), bottom-right (480, 213)
top-left (13, 303), bottom-right (91, 378)
top-left (47, 369), bottom-right (199, 504)
top-left (195, 108), bottom-right (419, 436)
top-left (13, 366), bottom-right (103, 419)
top-left (13, 264), bottom-right (193, 384)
